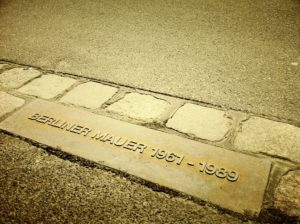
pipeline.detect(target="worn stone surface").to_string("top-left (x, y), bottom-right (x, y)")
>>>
top-left (0, 91), bottom-right (25, 117)
top-left (234, 117), bottom-right (300, 163)
top-left (0, 64), bottom-right (9, 69)
top-left (60, 82), bottom-right (118, 109)
top-left (106, 93), bottom-right (170, 122)
top-left (0, 133), bottom-right (256, 224)
top-left (166, 103), bottom-right (232, 141)
top-left (18, 74), bottom-right (77, 99)
top-left (0, 68), bottom-right (40, 88)
top-left (0, 99), bottom-right (271, 215)
top-left (274, 170), bottom-right (300, 217)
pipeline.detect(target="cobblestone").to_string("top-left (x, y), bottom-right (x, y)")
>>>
top-left (18, 74), bottom-right (77, 99)
top-left (0, 64), bottom-right (9, 69)
top-left (60, 82), bottom-right (118, 109)
top-left (0, 68), bottom-right (40, 88)
top-left (0, 91), bottom-right (25, 117)
top-left (234, 117), bottom-right (300, 163)
top-left (166, 103), bottom-right (232, 141)
top-left (274, 170), bottom-right (300, 217)
top-left (106, 92), bottom-right (170, 122)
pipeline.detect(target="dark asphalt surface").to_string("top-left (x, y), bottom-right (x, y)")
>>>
top-left (0, 133), bottom-right (257, 224)
top-left (0, 0), bottom-right (299, 122)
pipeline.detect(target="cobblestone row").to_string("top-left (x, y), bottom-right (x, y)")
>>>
top-left (0, 61), bottom-right (299, 220)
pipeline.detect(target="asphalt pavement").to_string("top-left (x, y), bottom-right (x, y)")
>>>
top-left (0, 0), bottom-right (299, 122)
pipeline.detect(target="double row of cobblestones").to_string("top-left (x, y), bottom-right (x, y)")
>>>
top-left (0, 62), bottom-right (299, 218)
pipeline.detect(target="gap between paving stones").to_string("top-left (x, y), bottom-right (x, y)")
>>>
top-left (1, 61), bottom-right (300, 221)
top-left (2, 60), bottom-right (299, 127)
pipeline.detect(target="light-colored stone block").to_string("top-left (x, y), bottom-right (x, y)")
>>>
top-left (0, 64), bottom-right (9, 69)
top-left (234, 117), bottom-right (300, 162)
top-left (166, 103), bottom-right (232, 141)
top-left (106, 93), bottom-right (170, 122)
top-left (0, 91), bottom-right (25, 117)
top-left (0, 68), bottom-right (40, 88)
top-left (274, 170), bottom-right (300, 217)
top-left (18, 74), bottom-right (77, 99)
top-left (60, 82), bottom-right (118, 109)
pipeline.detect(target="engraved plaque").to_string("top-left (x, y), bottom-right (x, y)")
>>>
top-left (0, 100), bottom-right (271, 215)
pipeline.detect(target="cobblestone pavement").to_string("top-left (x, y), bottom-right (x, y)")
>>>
top-left (0, 62), bottom-right (299, 223)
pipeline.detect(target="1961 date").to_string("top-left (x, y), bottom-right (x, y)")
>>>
top-left (151, 148), bottom-right (184, 165)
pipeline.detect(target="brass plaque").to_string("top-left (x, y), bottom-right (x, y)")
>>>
top-left (0, 100), bottom-right (270, 215)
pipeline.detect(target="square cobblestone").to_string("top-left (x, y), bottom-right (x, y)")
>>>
top-left (166, 103), bottom-right (232, 141)
top-left (106, 93), bottom-right (170, 122)
top-left (60, 82), bottom-right (118, 109)
top-left (0, 91), bottom-right (25, 117)
top-left (274, 170), bottom-right (300, 217)
top-left (0, 68), bottom-right (41, 88)
top-left (18, 75), bottom-right (77, 99)
top-left (234, 117), bottom-right (300, 163)
top-left (0, 64), bottom-right (9, 70)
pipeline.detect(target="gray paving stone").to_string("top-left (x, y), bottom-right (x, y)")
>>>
top-left (18, 74), bottom-right (77, 99)
top-left (166, 103), bottom-right (232, 141)
top-left (234, 117), bottom-right (300, 163)
top-left (274, 170), bottom-right (300, 217)
top-left (60, 82), bottom-right (118, 109)
top-left (0, 68), bottom-right (40, 88)
top-left (0, 91), bottom-right (25, 117)
top-left (106, 92), bottom-right (170, 122)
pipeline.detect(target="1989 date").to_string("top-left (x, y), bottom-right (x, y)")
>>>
top-left (199, 162), bottom-right (239, 182)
